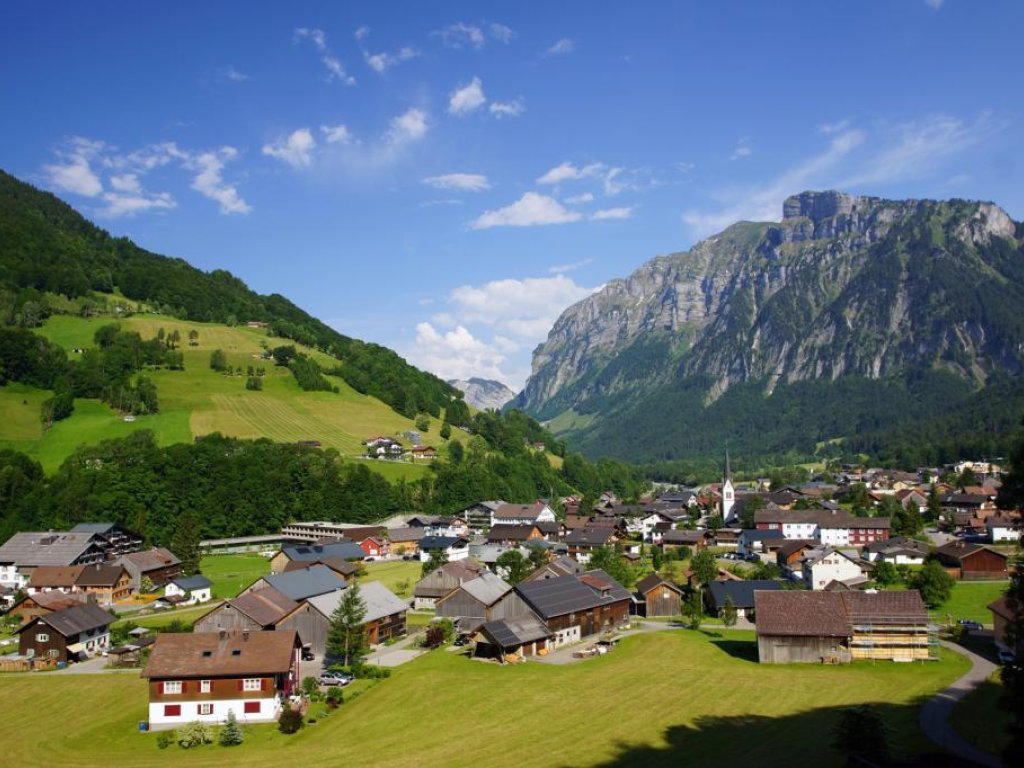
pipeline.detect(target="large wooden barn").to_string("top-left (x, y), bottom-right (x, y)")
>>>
top-left (754, 590), bottom-right (934, 664)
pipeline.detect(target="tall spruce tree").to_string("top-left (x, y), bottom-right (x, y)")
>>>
top-left (327, 582), bottom-right (368, 667)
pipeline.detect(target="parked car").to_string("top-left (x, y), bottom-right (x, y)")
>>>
top-left (453, 635), bottom-right (469, 647)
top-left (301, 648), bottom-right (315, 661)
top-left (998, 649), bottom-right (1016, 665)
top-left (318, 672), bottom-right (354, 687)
top-left (957, 619), bottom-right (983, 631)
top-left (401, 554), bottom-right (415, 561)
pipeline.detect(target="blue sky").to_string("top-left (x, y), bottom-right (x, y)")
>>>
top-left (2, 1), bottom-right (1022, 390)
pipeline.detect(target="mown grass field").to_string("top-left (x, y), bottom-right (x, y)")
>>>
top-left (0, 630), bottom-right (968, 767)
top-left (1, 312), bottom-right (454, 478)
top-left (933, 581), bottom-right (1008, 626)
top-left (362, 560), bottom-right (421, 599)
top-left (199, 554), bottom-right (271, 599)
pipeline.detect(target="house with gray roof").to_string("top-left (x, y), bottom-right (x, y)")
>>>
top-left (0, 531), bottom-right (106, 589)
top-left (705, 579), bottom-right (783, 618)
top-left (435, 571), bottom-right (513, 631)
top-left (17, 601), bottom-right (113, 663)
top-left (117, 547), bottom-right (182, 590)
top-left (475, 614), bottom-right (554, 662)
top-left (247, 565), bottom-right (346, 602)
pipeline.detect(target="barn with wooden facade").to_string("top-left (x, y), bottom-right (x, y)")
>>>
top-left (413, 559), bottom-right (485, 609)
top-left (634, 573), bottom-right (684, 617)
top-left (754, 590), bottom-right (935, 664)
top-left (193, 586), bottom-right (298, 634)
top-left (934, 541), bottom-right (1008, 580)
top-left (474, 614), bottom-right (554, 663)
top-left (511, 569), bottom-right (632, 648)
top-left (434, 571), bottom-right (513, 631)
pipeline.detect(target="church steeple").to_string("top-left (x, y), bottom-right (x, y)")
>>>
top-left (721, 443), bottom-right (735, 521)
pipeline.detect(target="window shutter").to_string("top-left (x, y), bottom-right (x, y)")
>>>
top-left (158, 681), bottom-right (164, 694)
top-left (261, 678), bottom-right (266, 691)
top-left (237, 679), bottom-right (242, 691)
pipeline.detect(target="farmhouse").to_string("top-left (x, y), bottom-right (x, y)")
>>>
top-left (269, 541), bottom-right (365, 574)
top-left (141, 629), bottom-right (301, 729)
top-left (386, 526), bottom-right (424, 556)
top-left (459, 500), bottom-right (506, 531)
top-left (6, 590), bottom-right (85, 626)
top-left (935, 541), bottom-right (1009, 580)
top-left (118, 547), bottom-right (182, 590)
top-left (194, 586), bottom-right (298, 634)
top-left (74, 563), bottom-right (133, 604)
top-left (487, 524), bottom-right (544, 545)
top-left (0, 531), bottom-right (106, 589)
top-left (661, 529), bottom-right (708, 550)
top-left (862, 537), bottom-right (930, 566)
top-left (435, 571), bottom-right (513, 631)
top-left (27, 565), bottom-right (85, 593)
top-left (510, 569), bottom-right (632, 648)
top-left (705, 579), bottom-right (783, 618)
top-left (801, 548), bottom-right (867, 591)
top-left (245, 565), bottom-right (347, 602)
top-left (634, 573), bottom-right (684, 618)
top-left (16, 601), bottom-right (113, 663)
top-left (754, 590), bottom-right (933, 664)
top-left (283, 557), bottom-right (360, 580)
top-left (737, 529), bottom-right (785, 557)
top-left (490, 501), bottom-right (557, 527)
top-left (413, 559), bottom-right (485, 609)
top-left (277, 581), bottom-right (407, 655)
top-left (565, 527), bottom-right (617, 563)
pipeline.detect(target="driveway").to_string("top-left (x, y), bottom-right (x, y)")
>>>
top-left (364, 632), bottom-right (425, 668)
top-left (919, 640), bottom-right (1000, 768)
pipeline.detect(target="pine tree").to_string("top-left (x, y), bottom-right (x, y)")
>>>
top-left (721, 596), bottom-right (738, 627)
top-left (327, 581), bottom-right (368, 667)
top-left (219, 710), bottom-right (244, 746)
top-left (171, 513), bottom-right (202, 576)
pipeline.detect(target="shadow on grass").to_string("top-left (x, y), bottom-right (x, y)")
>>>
top-left (708, 638), bottom-right (759, 663)
top-left (567, 701), bottom-right (988, 768)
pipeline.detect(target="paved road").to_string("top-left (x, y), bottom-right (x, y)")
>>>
top-left (919, 640), bottom-right (1000, 768)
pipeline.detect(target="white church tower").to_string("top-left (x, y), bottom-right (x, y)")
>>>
top-left (721, 446), bottom-right (735, 522)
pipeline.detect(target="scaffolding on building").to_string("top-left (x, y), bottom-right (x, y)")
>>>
top-left (847, 612), bottom-right (939, 662)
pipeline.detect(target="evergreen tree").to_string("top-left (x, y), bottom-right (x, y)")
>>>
top-left (209, 349), bottom-right (227, 371)
top-left (721, 596), bottom-right (738, 627)
top-left (327, 581), bottom-right (368, 667)
top-left (171, 513), bottom-right (202, 576)
top-left (219, 710), bottom-right (243, 746)
top-left (440, 421), bottom-right (452, 441)
top-left (926, 484), bottom-right (943, 521)
top-left (684, 590), bottom-right (704, 629)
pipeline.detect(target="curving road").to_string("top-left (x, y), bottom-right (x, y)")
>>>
top-left (919, 640), bottom-right (1000, 767)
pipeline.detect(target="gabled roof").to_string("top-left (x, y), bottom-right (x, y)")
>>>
top-left (753, 591), bottom-right (851, 637)
top-left (419, 535), bottom-right (468, 550)
top-left (282, 541), bottom-right (365, 562)
top-left (988, 596), bottom-right (1023, 623)
top-left (492, 502), bottom-right (548, 521)
top-left (220, 586), bottom-right (298, 627)
top-left (564, 528), bottom-right (614, 546)
top-left (0, 532), bottom-right (100, 567)
top-left (459, 572), bottom-right (512, 606)
top-left (515, 570), bottom-right (631, 619)
top-left (74, 563), bottom-right (128, 587)
top-left (171, 574), bottom-right (213, 591)
top-left (119, 547), bottom-right (181, 572)
top-left (141, 629), bottom-right (299, 679)
top-left (739, 529), bottom-right (786, 542)
top-left (478, 614), bottom-right (552, 648)
top-left (753, 508), bottom-right (891, 529)
top-left (706, 579), bottom-right (783, 609)
top-left (306, 581), bottom-right (408, 624)
top-left (386, 527), bottom-right (425, 543)
top-left (635, 572), bottom-right (683, 597)
top-left (19, 602), bottom-right (112, 638)
top-left (777, 539), bottom-right (817, 559)
top-left (28, 565), bottom-right (85, 588)
top-left (283, 557), bottom-right (360, 577)
top-left (69, 522), bottom-right (117, 534)
top-left (523, 556), bottom-right (582, 583)
top-left (15, 591), bottom-right (85, 611)
top-left (260, 565), bottom-right (346, 601)
top-left (487, 524), bottom-right (540, 542)
top-left (662, 529), bottom-right (706, 545)
top-left (935, 541), bottom-right (1009, 562)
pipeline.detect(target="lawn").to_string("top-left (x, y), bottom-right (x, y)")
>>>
top-left (199, 554), bottom-right (271, 599)
top-left (114, 603), bottom-right (223, 632)
top-left (932, 581), bottom-right (1008, 627)
top-left (950, 671), bottom-right (1010, 757)
top-left (362, 560), bottom-right (421, 599)
top-left (0, 630), bottom-right (969, 767)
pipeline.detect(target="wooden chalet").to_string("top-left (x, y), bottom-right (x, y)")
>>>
top-left (413, 559), bottom-right (485, 609)
top-left (634, 573), bottom-right (684, 617)
top-left (141, 629), bottom-right (301, 729)
top-left (6, 590), bottom-right (85, 626)
top-left (487, 524), bottom-right (544, 545)
top-left (435, 571), bottom-right (513, 631)
top-left (16, 601), bottom-right (113, 663)
top-left (118, 547), bottom-right (182, 590)
top-left (74, 563), bottom-right (133, 604)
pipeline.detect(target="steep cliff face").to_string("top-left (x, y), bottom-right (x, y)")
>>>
top-left (513, 191), bottom-right (1024, 460)
top-left (448, 378), bottom-right (516, 411)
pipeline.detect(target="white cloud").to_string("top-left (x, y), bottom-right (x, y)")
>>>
top-left (925, 0), bottom-right (944, 8)
top-left (320, 124), bottom-right (353, 144)
top-left (546, 38), bottom-right (574, 55)
top-left (422, 173), bottom-right (491, 192)
top-left (489, 98), bottom-right (524, 118)
top-left (45, 154), bottom-right (103, 197)
top-left (471, 192), bottom-right (582, 229)
top-left (364, 45), bottom-right (418, 73)
top-left (189, 147), bottom-right (251, 215)
top-left (449, 275), bottom-right (597, 339)
top-left (591, 206), bottom-right (633, 221)
top-left (410, 322), bottom-right (509, 384)
top-left (294, 27), bottom-right (355, 85)
top-left (109, 173), bottom-right (141, 193)
top-left (489, 23), bottom-right (515, 43)
top-left (448, 77), bottom-right (486, 115)
top-left (434, 22), bottom-right (486, 49)
top-left (99, 190), bottom-right (176, 218)
top-left (564, 192), bottom-right (594, 204)
top-left (386, 108), bottom-right (428, 144)
top-left (223, 67), bottom-right (248, 83)
top-left (819, 119), bottom-right (850, 135)
top-left (536, 161), bottom-right (604, 185)
top-left (262, 128), bottom-right (316, 168)
top-left (548, 258), bottom-right (592, 274)
top-left (354, 26), bottom-right (370, 40)
top-left (729, 137), bottom-right (752, 160)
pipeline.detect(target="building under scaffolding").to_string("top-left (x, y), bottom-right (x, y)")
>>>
top-left (755, 590), bottom-right (936, 664)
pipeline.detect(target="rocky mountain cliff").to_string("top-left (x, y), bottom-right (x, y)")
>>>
top-left (513, 191), bottom-right (1024, 463)
top-left (449, 377), bottom-right (516, 411)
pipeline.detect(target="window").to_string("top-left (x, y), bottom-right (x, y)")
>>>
top-left (243, 701), bottom-right (261, 714)
top-left (162, 681), bottom-right (182, 695)
top-left (198, 703), bottom-right (213, 716)
top-left (200, 679), bottom-right (211, 693)
top-left (36, 633), bottom-right (49, 643)
top-left (242, 678), bottom-right (261, 692)
top-left (163, 705), bottom-right (181, 717)
top-left (48, 649), bottom-right (59, 658)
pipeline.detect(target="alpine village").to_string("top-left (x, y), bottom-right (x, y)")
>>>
top-left (1, 4), bottom-right (1023, 768)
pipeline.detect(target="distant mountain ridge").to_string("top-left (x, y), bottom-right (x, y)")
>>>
top-left (448, 377), bottom-right (516, 411)
top-left (513, 190), bottom-right (1024, 464)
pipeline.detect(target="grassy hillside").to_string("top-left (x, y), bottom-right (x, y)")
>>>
top-left (0, 312), bottom-right (456, 475)
top-left (0, 630), bottom-right (969, 767)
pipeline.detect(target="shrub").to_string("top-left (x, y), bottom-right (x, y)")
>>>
top-left (278, 708), bottom-right (305, 734)
top-left (351, 662), bottom-right (391, 679)
top-left (301, 676), bottom-right (319, 697)
top-left (325, 686), bottom-right (344, 708)
top-left (218, 710), bottom-right (243, 747)
top-left (156, 730), bottom-right (175, 749)
top-left (177, 721), bottom-right (213, 749)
